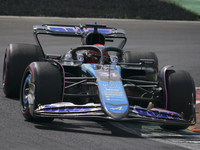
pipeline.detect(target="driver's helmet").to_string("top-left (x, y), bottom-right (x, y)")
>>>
top-left (86, 50), bottom-right (101, 63)
top-left (85, 44), bottom-right (111, 64)
top-left (85, 50), bottom-right (110, 64)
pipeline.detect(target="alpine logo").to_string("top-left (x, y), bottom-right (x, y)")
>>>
top-left (110, 106), bottom-right (123, 110)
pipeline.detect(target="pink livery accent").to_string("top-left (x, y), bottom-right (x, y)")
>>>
top-left (53, 60), bottom-right (65, 102)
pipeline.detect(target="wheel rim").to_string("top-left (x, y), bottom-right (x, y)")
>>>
top-left (21, 74), bottom-right (35, 113)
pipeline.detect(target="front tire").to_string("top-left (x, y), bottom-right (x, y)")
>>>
top-left (20, 62), bottom-right (62, 122)
top-left (2, 43), bottom-right (44, 98)
top-left (160, 70), bottom-right (196, 130)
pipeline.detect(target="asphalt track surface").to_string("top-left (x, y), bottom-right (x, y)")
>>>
top-left (0, 16), bottom-right (200, 150)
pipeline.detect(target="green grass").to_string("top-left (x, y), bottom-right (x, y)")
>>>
top-left (0, 0), bottom-right (199, 20)
top-left (164, 0), bottom-right (200, 15)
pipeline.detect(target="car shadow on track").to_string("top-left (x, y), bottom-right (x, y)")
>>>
top-left (33, 119), bottom-right (200, 139)
top-left (115, 121), bottom-right (200, 139)
top-left (33, 119), bottom-right (139, 138)
top-left (0, 94), bottom-right (19, 101)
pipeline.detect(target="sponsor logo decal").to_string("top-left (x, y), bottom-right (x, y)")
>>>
top-left (110, 106), bottom-right (123, 110)
top-left (99, 72), bottom-right (118, 77)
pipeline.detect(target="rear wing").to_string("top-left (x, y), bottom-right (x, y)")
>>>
top-left (33, 23), bottom-right (127, 56)
top-left (33, 23), bottom-right (126, 37)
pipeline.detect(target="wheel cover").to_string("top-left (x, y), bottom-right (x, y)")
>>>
top-left (21, 74), bottom-right (35, 113)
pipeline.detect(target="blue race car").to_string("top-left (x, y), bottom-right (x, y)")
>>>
top-left (2, 23), bottom-right (196, 130)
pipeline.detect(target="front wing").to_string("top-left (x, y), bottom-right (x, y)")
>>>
top-left (34, 102), bottom-right (195, 126)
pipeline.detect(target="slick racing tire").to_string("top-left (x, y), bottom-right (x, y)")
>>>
top-left (122, 51), bottom-right (158, 81)
top-left (2, 43), bottom-right (44, 98)
top-left (20, 62), bottom-right (62, 122)
top-left (123, 51), bottom-right (158, 71)
top-left (160, 70), bottom-right (196, 130)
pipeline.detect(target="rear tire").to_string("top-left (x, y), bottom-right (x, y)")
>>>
top-left (160, 70), bottom-right (196, 130)
top-left (20, 62), bottom-right (62, 122)
top-left (122, 51), bottom-right (158, 82)
top-left (2, 43), bottom-right (44, 98)
top-left (123, 51), bottom-right (158, 71)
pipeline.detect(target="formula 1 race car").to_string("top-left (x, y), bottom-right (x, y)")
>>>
top-left (2, 23), bottom-right (196, 130)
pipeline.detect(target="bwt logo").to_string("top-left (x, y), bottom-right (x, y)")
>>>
top-left (99, 72), bottom-right (117, 77)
